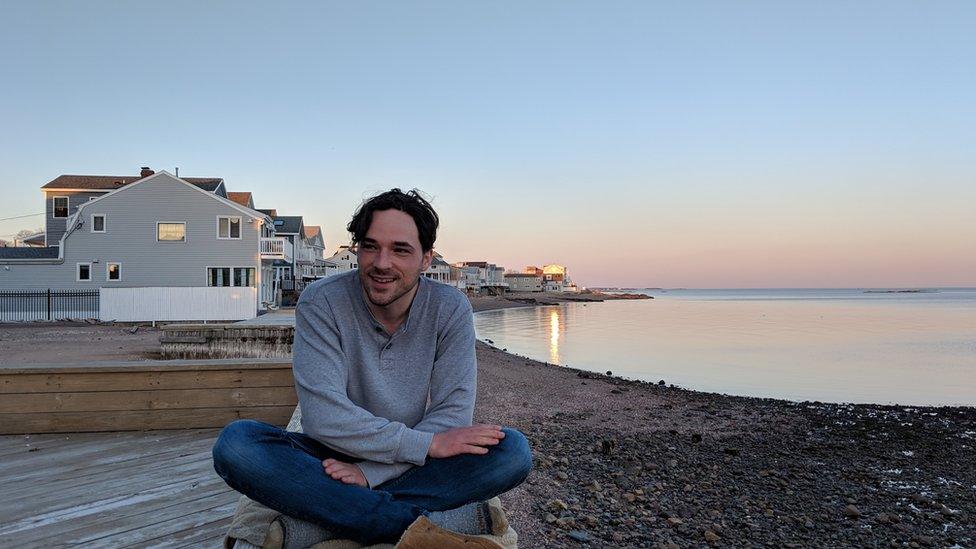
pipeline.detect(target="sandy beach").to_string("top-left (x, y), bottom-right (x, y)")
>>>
top-left (470, 294), bottom-right (975, 547)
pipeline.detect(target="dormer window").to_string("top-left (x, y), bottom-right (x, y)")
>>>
top-left (53, 196), bottom-right (68, 218)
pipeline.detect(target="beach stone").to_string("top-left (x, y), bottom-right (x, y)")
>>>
top-left (704, 529), bottom-right (721, 542)
top-left (912, 535), bottom-right (934, 547)
top-left (555, 516), bottom-right (576, 528)
top-left (556, 471), bottom-right (569, 481)
top-left (587, 480), bottom-right (602, 492)
top-left (844, 505), bottom-right (862, 519)
top-left (567, 530), bottom-right (590, 543)
top-left (606, 370), bottom-right (613, 376)
top-left (548, 499), bottom-right (569, 511)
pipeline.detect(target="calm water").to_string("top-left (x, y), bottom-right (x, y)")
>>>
top-left (474, 289), bottom-right (976, 406)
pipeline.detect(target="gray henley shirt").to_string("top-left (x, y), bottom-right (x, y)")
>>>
top-left (292, 270), bottom-right (477, 488)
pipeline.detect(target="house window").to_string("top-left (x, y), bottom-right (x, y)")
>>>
top-left (92, 214), bottom-right (106, 233)
top-left (77, 262), bottom-right (92, 282)
top-left (53, 196), bottom-right (69, 218)
top-left (157, 222), bottom-right (186, 242)
top-left (217, 216), bottom-right (242, 239)
top-left (208, 267), bottom-right (256, 287)
top-left (107, 262), bottom-right (121, 281)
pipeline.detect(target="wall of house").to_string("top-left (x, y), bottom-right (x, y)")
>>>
top-left (1, 174), bottom-right (263, 291)
top-left (43, 190), bottom-right (107, 246)
top-left (505, 276), bottom-right (542, 292)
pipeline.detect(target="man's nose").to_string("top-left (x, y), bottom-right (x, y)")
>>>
top-left (375, 248), bottom-right (393, 269)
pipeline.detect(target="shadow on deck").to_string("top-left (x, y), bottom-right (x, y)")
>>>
top-left (0, 428), bottom-right (235, 548)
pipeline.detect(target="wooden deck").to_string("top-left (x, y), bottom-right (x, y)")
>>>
top-left (0, 428), bottom-right (237, 548)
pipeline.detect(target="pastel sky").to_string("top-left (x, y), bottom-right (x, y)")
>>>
top-left (2, 2), bottom-right (974, 288)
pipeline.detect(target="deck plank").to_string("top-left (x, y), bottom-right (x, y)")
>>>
top-left (0, 428), bottom-right (240, 547)
top-left (1, 449), bottom-right (216, 520)
top-left (0, 429), bottom-right (205, 478)
top-left (83, 501), bottom-right (237, 548)
top-left (26, 484), bottom-right (236, 547)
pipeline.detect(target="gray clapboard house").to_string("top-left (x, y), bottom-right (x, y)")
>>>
top-left (0, 170), bottom-right (291, 316)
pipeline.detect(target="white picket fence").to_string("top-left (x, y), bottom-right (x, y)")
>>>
top-left (100, 287), bottom-right (258, 322)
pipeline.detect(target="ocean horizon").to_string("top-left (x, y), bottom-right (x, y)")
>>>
top-left (474, 288), bottom-right (976, 407)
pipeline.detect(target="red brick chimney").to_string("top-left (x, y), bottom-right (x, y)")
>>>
top-left (140, 166), bottom-right (154, 177)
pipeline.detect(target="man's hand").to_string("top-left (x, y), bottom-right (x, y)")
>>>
top-left (429, 424), bottom-right (505, 459)
top-left (323, 458), bottom-right (368, 487)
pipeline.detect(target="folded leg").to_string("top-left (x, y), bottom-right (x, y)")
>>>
top-left (212, 419), bottom-right (426, 545)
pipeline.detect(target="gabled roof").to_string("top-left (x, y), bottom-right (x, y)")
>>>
top-left (272, 216), bottom-right (303, 234)
top-left (42, 174), bottom-right (224, 192)
top-left (303, 226), bottom-right (321, 239)
top-left (257, 208), bottom-right (278, 217)
top-left (0, 247), bottom-right (59, 259)
top-left (227, 192), bottom-right (254, 208)
top-left (22, 233), bottom-right (46, 247)
top-left (330, 245), bottom-right (357, 258)
top-left (431, 256), bottom-right (451, 267)
top-left (75, 171), bottom-right (272, 226)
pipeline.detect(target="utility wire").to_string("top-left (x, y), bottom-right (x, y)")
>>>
top-left (0, 212), bottom-right (45, 222)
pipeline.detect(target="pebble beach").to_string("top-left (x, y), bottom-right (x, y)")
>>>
top-left (470, 294), bottom-right (975, 548)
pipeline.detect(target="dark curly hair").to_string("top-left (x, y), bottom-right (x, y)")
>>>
top-left (347, 188), bottom-right (439, 252)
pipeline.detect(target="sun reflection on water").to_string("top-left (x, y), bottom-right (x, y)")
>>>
top-left (549, 309), bottom-right (560, 364)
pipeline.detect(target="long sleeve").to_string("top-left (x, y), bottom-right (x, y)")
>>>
top-left (292, 298), bottom-right (433, 466)
top-left (356, 299), bottom-right (477, 487)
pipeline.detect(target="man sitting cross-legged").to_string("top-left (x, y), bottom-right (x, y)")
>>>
top-left (212, 189), bottom-right (533, 547)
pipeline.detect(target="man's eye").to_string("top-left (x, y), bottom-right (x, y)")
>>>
top-left (394, 248), bottom-right (410, 254)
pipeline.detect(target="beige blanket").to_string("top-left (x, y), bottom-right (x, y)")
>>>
top-left (223, 408), bottom-right (517, 549)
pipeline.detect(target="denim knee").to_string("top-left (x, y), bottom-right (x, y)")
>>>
top-left (212, 419), bottom-right (268, 478)
top-left (496, 428), bottom-right (533, 485)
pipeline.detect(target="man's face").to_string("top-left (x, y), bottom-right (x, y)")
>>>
top-left (357, 209), bottom-right (433, 309)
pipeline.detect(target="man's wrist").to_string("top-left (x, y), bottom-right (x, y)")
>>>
top-left (396, 428), bottom-right (434, 465)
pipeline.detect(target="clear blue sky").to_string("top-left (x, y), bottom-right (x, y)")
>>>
top-left (2, 1), bottom-right (974, 287)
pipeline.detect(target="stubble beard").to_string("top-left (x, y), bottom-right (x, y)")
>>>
top-left (362, 270), bottom-right (420, 308)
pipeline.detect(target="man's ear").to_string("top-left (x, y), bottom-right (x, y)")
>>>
top-left (421, 249), bottom-right (433, 272)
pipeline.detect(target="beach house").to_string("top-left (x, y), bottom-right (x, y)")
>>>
top-left (0, 169), bottom-right (290, 320)
top-left (504, 272), bottom-right (543, 292)
top-left (298, 226), bottom-right (334, 286)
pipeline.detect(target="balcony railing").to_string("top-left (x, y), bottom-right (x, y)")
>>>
top-left (260, 237), bottom-right (293, 262)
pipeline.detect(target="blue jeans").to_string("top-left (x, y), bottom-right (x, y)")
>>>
top-left (212, 420), bottom-right (533, 545)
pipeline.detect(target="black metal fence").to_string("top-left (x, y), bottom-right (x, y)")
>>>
top-left (0, 289), bottom-right (100, 322)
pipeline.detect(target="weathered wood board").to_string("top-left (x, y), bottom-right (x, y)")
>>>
top-left (0, 359), bottom-right (296, 434)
